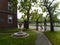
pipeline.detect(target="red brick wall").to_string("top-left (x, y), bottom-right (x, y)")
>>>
top-left (0, 0), bottom-right (8, 10)
top-left (0, 0), bottom-right (17, 28)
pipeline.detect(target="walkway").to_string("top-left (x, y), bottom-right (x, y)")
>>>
top-left (34, 30), bottom-right (52, 45)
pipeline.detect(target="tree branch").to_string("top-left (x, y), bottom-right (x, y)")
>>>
top-left (49, 0), bottom-right (55, 7)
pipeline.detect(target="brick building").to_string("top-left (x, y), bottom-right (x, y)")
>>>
top-left (0, 0), bottom-right (17, 28)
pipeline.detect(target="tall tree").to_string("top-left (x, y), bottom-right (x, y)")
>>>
top-left (18, 0), bottom-right (36, 29)
top-left (30, 9), bottom-right (43, 30)
top-left (40, 0), bottom-right (59, 31)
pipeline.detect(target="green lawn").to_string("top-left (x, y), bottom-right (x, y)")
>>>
top-left (44, 31), bottom-right (60, 45)
top-left (0, 28), bottom-right (18, 33)
top-left (0, 28), bottom-right (36, 45)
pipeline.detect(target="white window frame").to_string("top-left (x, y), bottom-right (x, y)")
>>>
top-left (8, 2), bottom-right (12, 10)
top-left (8, 15), bottom-right (13, 23)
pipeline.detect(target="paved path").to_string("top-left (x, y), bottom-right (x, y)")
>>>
top-left (34, 31), bottom-right (52, 45)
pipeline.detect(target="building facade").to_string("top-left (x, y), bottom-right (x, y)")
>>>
top-left (0, 0), bottom-right (17, 28)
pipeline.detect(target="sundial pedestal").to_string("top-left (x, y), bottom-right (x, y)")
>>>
top-left (11, 23), bottom-right (29, 38)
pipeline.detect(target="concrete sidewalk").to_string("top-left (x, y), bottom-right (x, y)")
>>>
top-left (35, 31), bottom-right (52, 45)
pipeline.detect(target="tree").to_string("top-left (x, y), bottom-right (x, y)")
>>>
top-left (18, 0), bottom-right (36, 29)
top-left (30, 9), bottom-right (43, 30)
top-left (40, 0), bottom-right (59, 31)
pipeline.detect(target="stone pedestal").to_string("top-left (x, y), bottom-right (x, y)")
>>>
top-left (11, 22), bottom-right (29, 38)
top-left (12, 32), bottom-right (29, 38)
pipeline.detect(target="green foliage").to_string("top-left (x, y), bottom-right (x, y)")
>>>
top-left (22, 28), bottom-right (27, 32)
top-left (18, 0), bottom-right (37, 22)
top-left (53, 14), bottom-right (58, 22)
top-left (18, 0), bottom-right (37, 13)
top-left (30, 9), bottom-right (43, 22)
top-left (38, 14), bottom-right (43, 22)
top-left (51, 2), bottom-right (59, 13)
top-left (30, 10), bottom-right (38, 21)
top-left (18, 0), bottom-right (59, 23)
top-left (46, 15), bottom-right (50, 22)
top-left (40, 0), bottom-right (59, 14)
top-left (22, 28), bottom-right (33, 32)
top-left (46, 14), bottom-right (59, 22)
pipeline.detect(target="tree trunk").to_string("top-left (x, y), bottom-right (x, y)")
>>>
top-left (50, 14), bottom-right (54, 31)
top-left (49, 10), bottom-right (54, 31)
top-left (24, 20), bottom-right (27, 29)
top-left (27, 10), bottom-right (29, 29)
top-left (44, 18), bottom-right (47, 31)
top-left (45, 6), bottom-right (54, 31)
top-left (36, 19), bottom-right (39, 31)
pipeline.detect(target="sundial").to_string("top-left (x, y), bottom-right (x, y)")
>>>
top-left (11, 22), bottom-right (29, 38)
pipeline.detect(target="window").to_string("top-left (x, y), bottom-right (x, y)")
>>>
top-left (8, 2), bottom-right (12, 10)
top-left (8, 15), bottom-right (13, 23)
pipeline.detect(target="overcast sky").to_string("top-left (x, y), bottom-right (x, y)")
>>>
top-left (17, 0), bottom-right (60, 19)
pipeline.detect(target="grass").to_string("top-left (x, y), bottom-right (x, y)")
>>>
top-left (0, 28), bottom-right (18, 33)
top-left (0, 28), bottom-right (36, 45)
top-left (44, 31), bottom-right (60, 45)
top-left (0, 28), bottom-right (35, 33)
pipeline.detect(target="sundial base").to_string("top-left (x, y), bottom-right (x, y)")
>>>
top-left (11, 32), bottom-right (29, 38)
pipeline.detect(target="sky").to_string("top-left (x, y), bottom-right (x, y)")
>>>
top-left (17, 0), bottom-right (60, 19)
